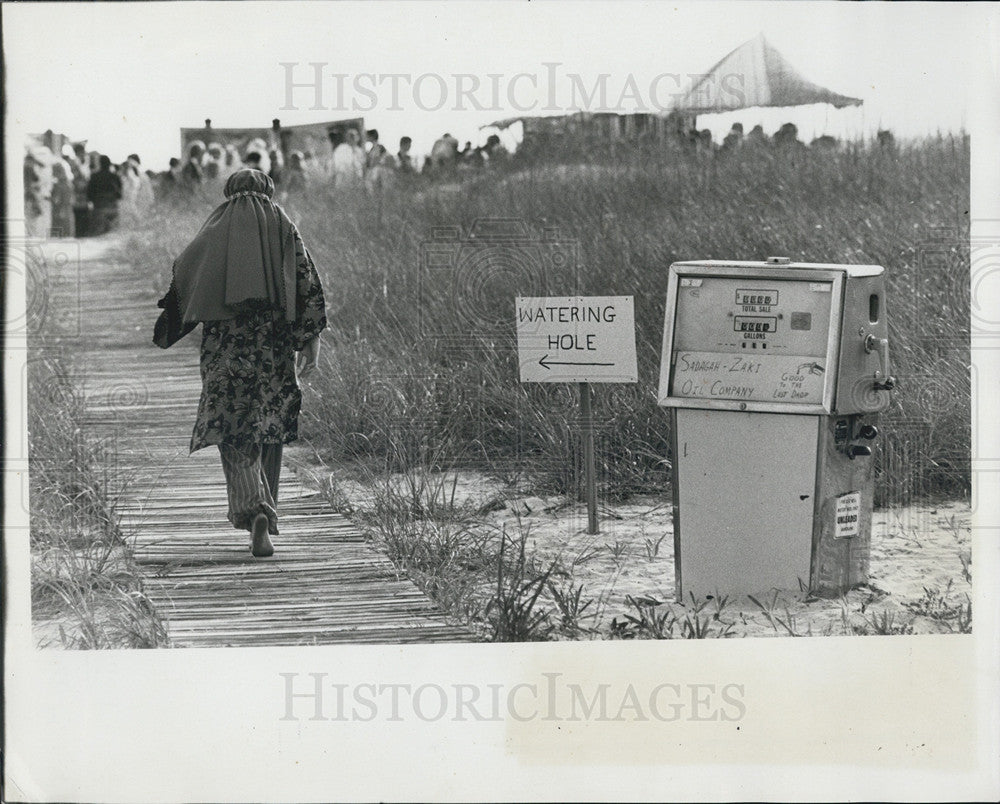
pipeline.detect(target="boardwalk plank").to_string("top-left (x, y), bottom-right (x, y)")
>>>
top-left (46, 238), bottom-right (471, 646)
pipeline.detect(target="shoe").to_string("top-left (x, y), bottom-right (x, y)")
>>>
top-left (250, 512), bottom-right (275, 557)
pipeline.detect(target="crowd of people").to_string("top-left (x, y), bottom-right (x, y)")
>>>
top-left (680, 121), bottom-right (851, 156)
top-left (24, 120), bottom-right (889, 239)
top-left (161, 127), bottom-right (511, 202)
top-left (22, 127), bottom-right (470, 238)
top-left (24, 142), bottom-right (156, 238)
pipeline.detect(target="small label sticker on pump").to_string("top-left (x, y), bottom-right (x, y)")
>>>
top-left (834, 492), bottom-right (861, 538)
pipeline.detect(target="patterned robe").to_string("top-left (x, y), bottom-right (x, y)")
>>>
top-left (188, 231), bottom-right (327, 453)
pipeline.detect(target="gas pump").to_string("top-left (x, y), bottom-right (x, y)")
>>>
top-left (657, 258), bottom-right (895, 599)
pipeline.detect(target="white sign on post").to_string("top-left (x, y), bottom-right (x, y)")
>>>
top-left (516, 296), bottom-right (638, 383)
top-left (834, 491), bottom-right (861, 539)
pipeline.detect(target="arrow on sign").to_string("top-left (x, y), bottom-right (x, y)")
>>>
top-left (539, 354), bottom-right (616, 370)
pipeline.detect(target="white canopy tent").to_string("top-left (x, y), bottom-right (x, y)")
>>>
top-left (671, 33), bottom-right (865, 142)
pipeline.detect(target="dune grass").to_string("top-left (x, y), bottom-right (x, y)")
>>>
top-left (122, 136), bottom-right (970, 638)
top-left (284, 136), bottom-right (968, 505)
top-left (28, 352), bottom-right (167, 648)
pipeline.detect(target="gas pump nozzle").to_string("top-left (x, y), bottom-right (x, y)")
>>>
top-left (864, 334), bottom-right (896, 391)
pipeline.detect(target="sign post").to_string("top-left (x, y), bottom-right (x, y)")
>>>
top-left (515, 296), bottom-right (638, 535)
top-left (579, 381), bottom-right (598, 535)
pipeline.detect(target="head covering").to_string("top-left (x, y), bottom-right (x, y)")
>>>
top-left (26, 144), bottom-right (54, 166)
top-left (171, 169), bottom-right (298, 324)
top-left (51, 158), bottom-right (73, 184)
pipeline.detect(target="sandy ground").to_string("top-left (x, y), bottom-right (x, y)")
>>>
top-left (486, 493), bottom-right (972, 638)
top-left (288, 446), bottom-right (973, 640)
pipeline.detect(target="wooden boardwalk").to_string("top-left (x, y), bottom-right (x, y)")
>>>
top-left (39, 237), bottom-right (470, 647)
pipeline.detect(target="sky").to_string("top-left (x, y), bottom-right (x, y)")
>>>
top-left (4, 1), bottom-right (989, 168)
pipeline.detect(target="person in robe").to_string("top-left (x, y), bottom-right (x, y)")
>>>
top-left (721, 123), bottom-right (744, 153)
top-left (396, 136), bottom-right (415, 175)
top-left (156, 158), bottom-right (183, 201)
top-left (50, 153), bottom-right (76, 237)
top-left (773, 122), bottom-right (804, 149)
top-left (181, 140), bottom-right (206, 192)
top-left (244, 151), bottom-right (264, 171)
top-left (482, 134), bottom-right (507, 167)
top-left (332, 128), bottom-right (365, 188)
top-left (364, 129), bottom-right (395, 193)
top-left (284, 151), bottom-right (307, 195)
top-left (745, 124), bottom-right (768, 147)
top-left (69, 143), bottom-right (91, 236)
top-left (153, 169), bottom-right (327, 557)
top-left (24, 146), bottom-right (53, 238)
top-left (132, 154), bottom-right (155, 207)
top-left (269, 148), bottom-right (285, 191)
top-left (120, 157), bottom-right (139, 205)
top-left (224, 144), bottom-right (241, 174)
top-left (204, 142), bottom-right (225, 180)
top-left (429, 133), bottom-right (459, 174)
top-left (364, 129), bottom-right (387, 171)
top-left (246, 138), bottom-right (272, 175)
top-left (86, 155), bottom-right (122, 235)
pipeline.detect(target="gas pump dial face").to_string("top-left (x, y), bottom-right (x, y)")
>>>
top-left (670, 276), bottom-right (835, 405)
